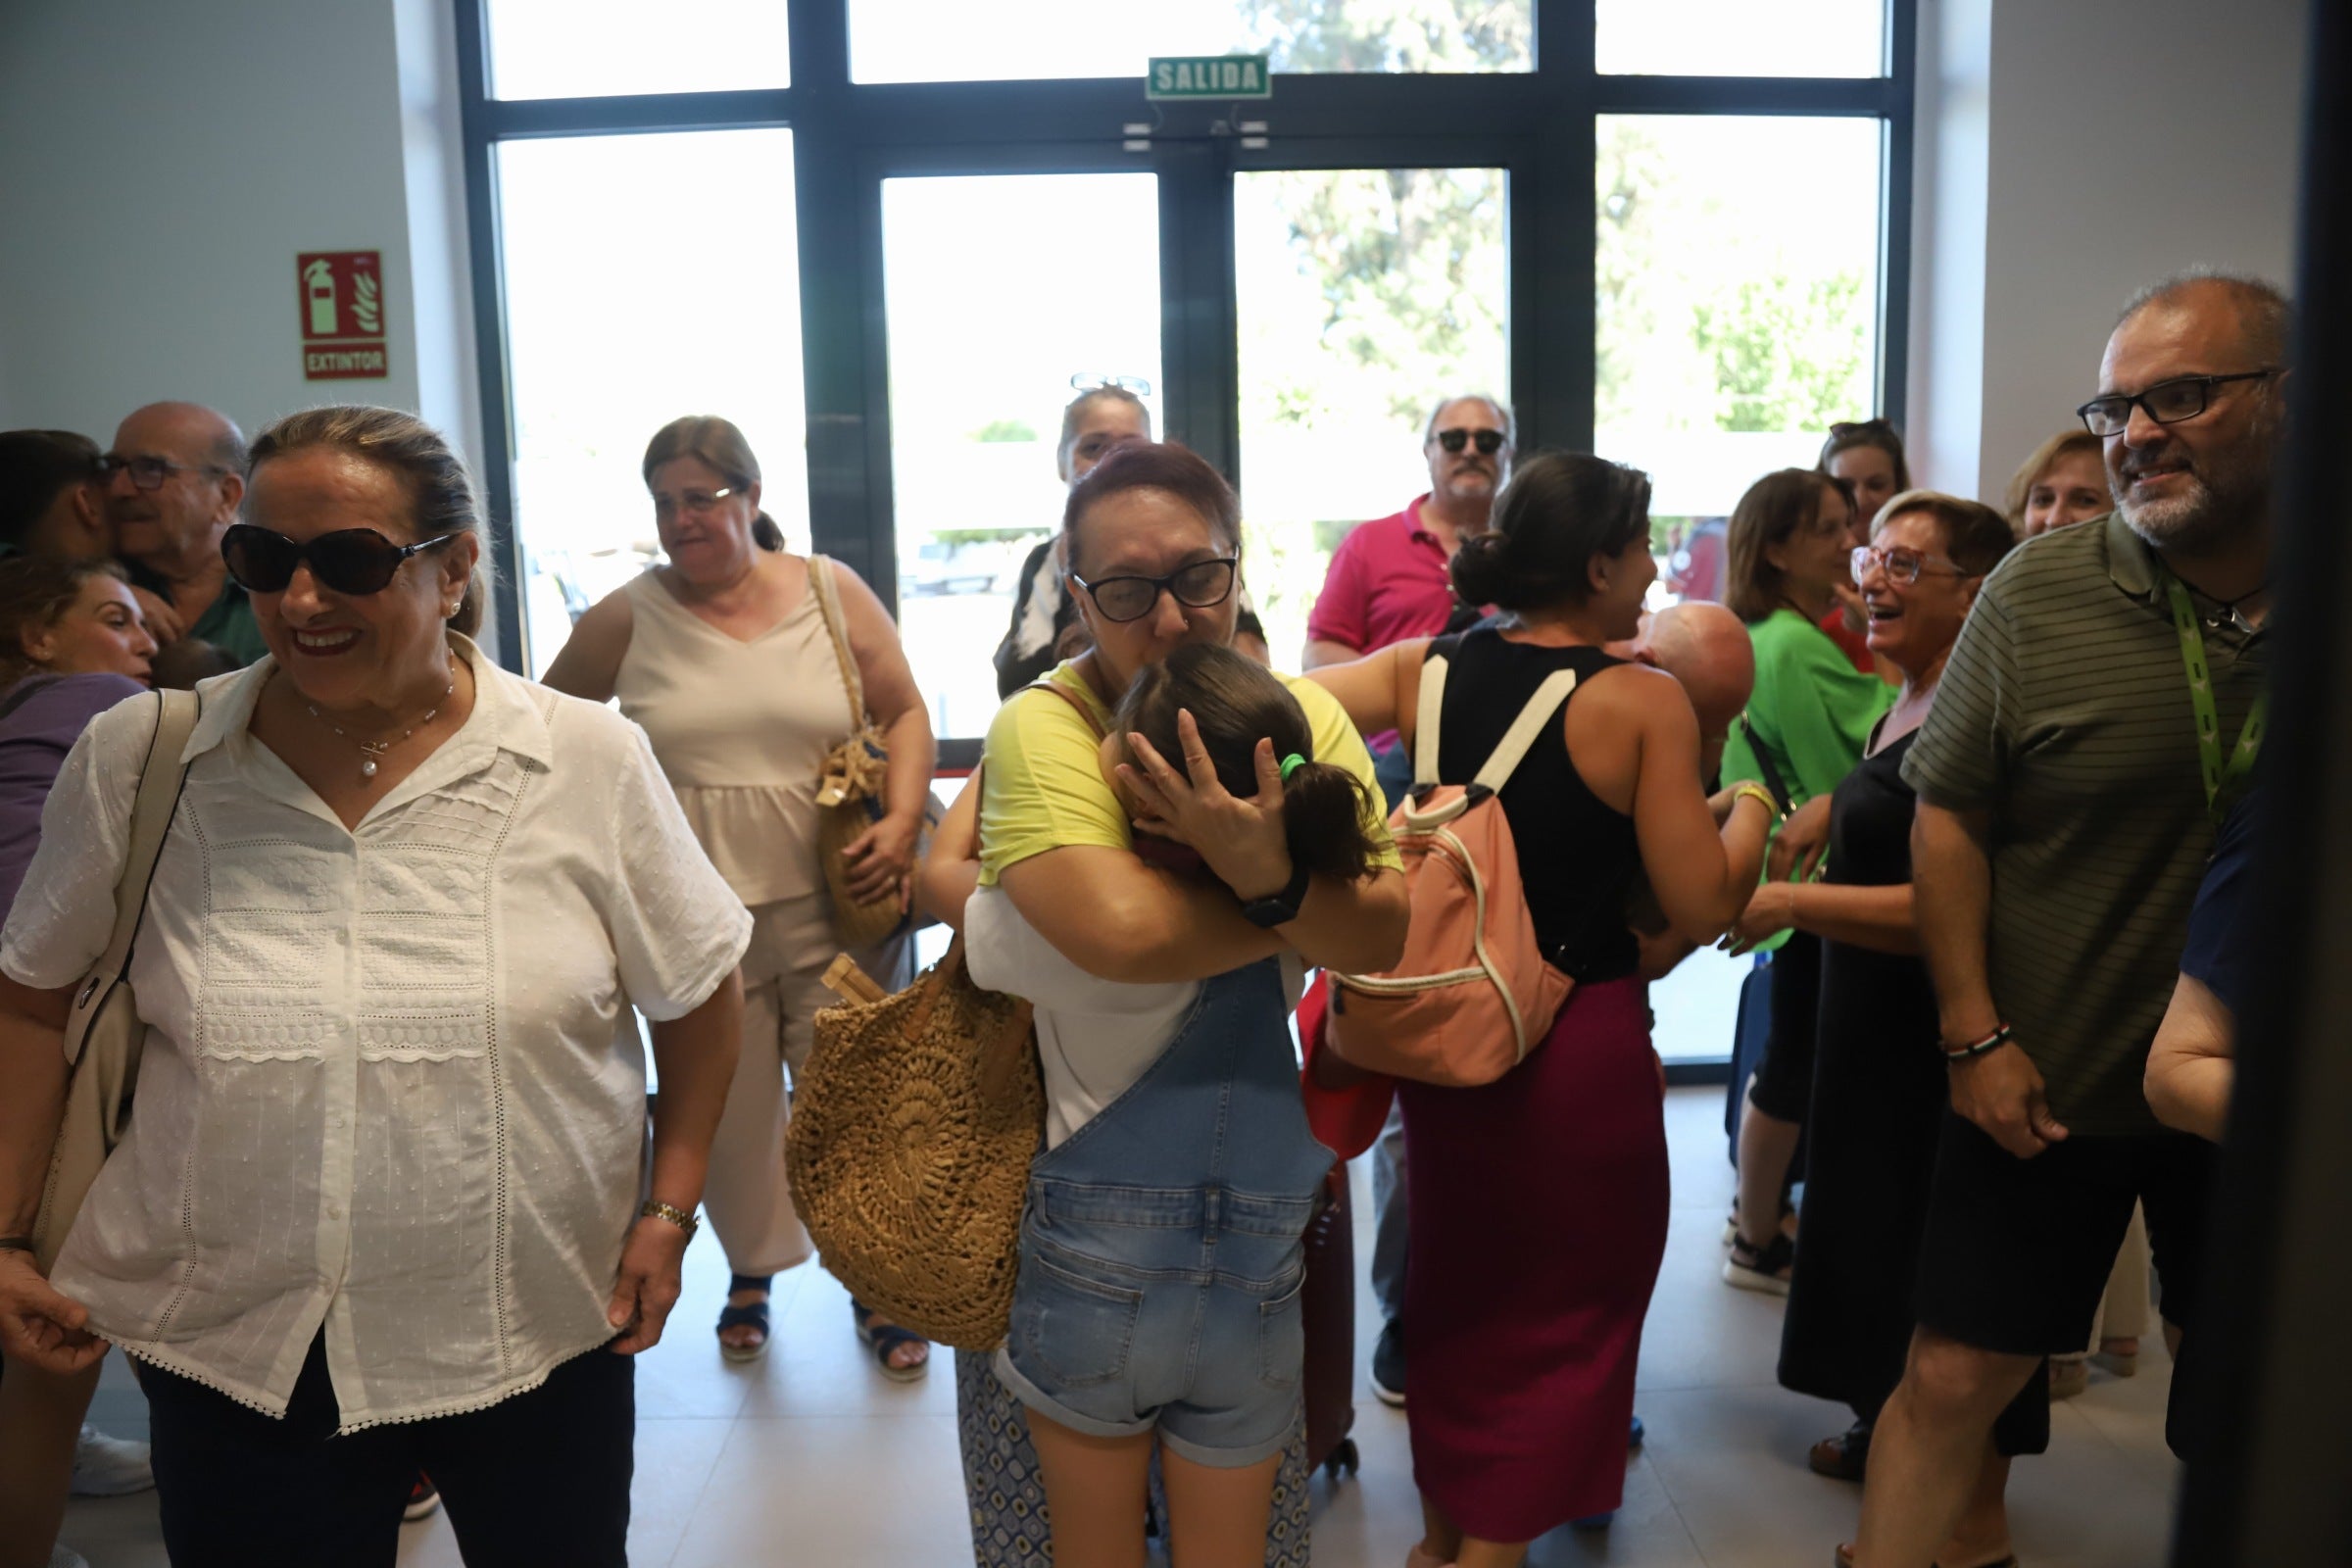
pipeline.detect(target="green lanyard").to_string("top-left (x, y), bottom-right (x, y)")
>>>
top-left (2164, 575), bottom-right (2266, 826)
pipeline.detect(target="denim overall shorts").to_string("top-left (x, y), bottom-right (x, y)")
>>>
top-left (994, 957), bottom-right (1335, 1466)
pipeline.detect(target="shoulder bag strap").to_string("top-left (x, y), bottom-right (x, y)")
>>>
top-left (1737, 712), bottom-right (1792, 814)
top-left (1022, 676), bottom-right (1107, 742)
top-left (1469, 669), bottom-right (1579, 794)
top-left (65, 688), bottom-right (200, 1065)
top-left (807, 555), bottom-right (867, 725)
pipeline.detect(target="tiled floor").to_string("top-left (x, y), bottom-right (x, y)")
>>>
top-left (57, 1087), bottom-right (2180, 1566)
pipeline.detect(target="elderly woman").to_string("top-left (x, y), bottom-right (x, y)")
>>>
top-left (1718, 467), bottom-right (1894, 1293)
top-left (2002, 430), bottom-right (2110, 538)
top-left (927, 441), bottom-right (1405, 1567)
top-left (0, 407), bottom-right (748, 1565)
top-left (1723, 492), bottom-right (2034, 1568)
top-left (544, 415), bottom-right (935, 1375)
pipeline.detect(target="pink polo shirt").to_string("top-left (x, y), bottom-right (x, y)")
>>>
top-left (1306, 496), bottom-right (1456, 655)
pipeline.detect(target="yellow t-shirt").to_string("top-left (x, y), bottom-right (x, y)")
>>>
top-left (979, 660), bottom-right (1399, 886)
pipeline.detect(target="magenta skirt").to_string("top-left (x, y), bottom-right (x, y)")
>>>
top-left (1397, 977), bottom-right (1669, 1541)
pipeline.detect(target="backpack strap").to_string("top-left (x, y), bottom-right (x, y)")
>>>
top-left (1469, 669), bottom-right (1580, 794)
top-left (1412, 655), bottom-right (1449, 789)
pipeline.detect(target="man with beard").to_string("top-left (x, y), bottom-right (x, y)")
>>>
top-left (1298, 391), bottom-right (1512, 1409)
top-left (1302, 393), bottom-right (1512, 672)
top-left (1847, 274), bottom-right (2285, 1568)
top-left (104, 401), bottom-right (267, 666)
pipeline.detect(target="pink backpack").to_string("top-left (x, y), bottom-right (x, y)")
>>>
top-left (1325, 652), bottom-right (1577, 1087)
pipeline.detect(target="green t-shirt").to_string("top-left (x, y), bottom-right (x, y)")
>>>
top-left (1720, 608), bottom-right (1895, 808)
top-left (186, 581), bottom-right (270, 667)
top-left (1901, 514), bottom-right (2268, 1135)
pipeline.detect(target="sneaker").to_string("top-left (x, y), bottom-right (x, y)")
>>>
top-left (404, 1474), bottom-right (442, 1522)
top-left (48, 1545), bottom-right (91, 1568)
top-left (1722, 1232), bottom-right (1794, 1296)
top-left (69, 1423), bottom-right (153, 1497)
top-left (2048, 1355), bottom-right (2089, 1400)
top-left (1370, 1319), bottom-right (1406, 1407)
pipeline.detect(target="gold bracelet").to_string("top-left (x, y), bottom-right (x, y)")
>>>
top-left (640, 1200), bottom-right (700, 1239)
top-left (1731, 782), bottom-right (1783, 823)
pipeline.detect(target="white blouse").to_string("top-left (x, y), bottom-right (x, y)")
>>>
top-left (0, 639), bottom-right (751, 1432)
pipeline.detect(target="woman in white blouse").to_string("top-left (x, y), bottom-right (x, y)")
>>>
top-left (0, 407), bottom-right (750, 1565)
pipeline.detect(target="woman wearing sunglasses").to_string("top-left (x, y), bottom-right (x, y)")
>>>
top-left (0, 406), bottom-right (751, 1565)
top-left (1720, 492), bottom-right (2036, 1568)
top-left (542, 415), bottom-right (937, 1378)
top-left (937, 440), bottom-right (1405, 1567)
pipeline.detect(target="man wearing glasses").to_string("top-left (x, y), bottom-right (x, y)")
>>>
top-left (105, 401), bottom-right (268, 666)
top-left (1302, 394), bottom-right (1513, 676)
top-left (1850, 274), bottom-right (2285, 1568)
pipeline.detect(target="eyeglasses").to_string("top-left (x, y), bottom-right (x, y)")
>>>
top-left (1852, 545), bottom-right (1970, 586)
top-left (222, 523), bottom-right (457, 596)
top-left (653, 486), bottom-right (735, 517)
top-left (1435, 428), bottom-right (1506, 456)
top-left (1071, 372), bottom-right (1153, 397)
top-left (100, 454), bottom-right (228, 491)
top-left (2076, 370), bottom-right (2278, 439)
top-left (1069, 556), bottom-right (1239, 623)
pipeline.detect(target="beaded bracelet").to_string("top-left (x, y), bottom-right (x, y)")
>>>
top-left (1941, 1024), bottom-right (2014, 1061)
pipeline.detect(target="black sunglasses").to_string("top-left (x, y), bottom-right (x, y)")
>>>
top-left (1435, 428), bottom-right (1506, 456)
top-left (222, 523), bottom-right (457, 596)
top-left (1068, 557), bottom-right (1239, 624)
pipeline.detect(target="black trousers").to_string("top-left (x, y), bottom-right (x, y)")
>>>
top-left (138, 1332), bottom-right (634, 1567)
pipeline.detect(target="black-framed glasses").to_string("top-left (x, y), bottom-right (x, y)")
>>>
top-left (1071, 372), bottom-right (1152, 398)
top-left (1069, 556), bottom-right (1239, 623)
top-left (1434, 428), bottom-right (1507, 455)
top-left (2076, 370), bottom-right (2278, 439)
top-left (222, 523), bottom-right (457, 596)
top-left (1852, 545), bottom-right (1970, 586)
top-left (100, 454), bottom-right (228, 492)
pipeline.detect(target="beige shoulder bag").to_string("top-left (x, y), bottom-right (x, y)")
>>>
top-left (30, 688), bottom-right (201, 1272)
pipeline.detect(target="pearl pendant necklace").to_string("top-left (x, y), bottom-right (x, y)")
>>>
top-left (308, 679), bottom-right (454, 781)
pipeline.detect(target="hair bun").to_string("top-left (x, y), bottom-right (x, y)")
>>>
top-left (1448, 529), bottom-right (1515, 607)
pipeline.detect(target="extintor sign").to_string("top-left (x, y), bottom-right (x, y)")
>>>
top-left (298, 251), bottom-right (389, 380)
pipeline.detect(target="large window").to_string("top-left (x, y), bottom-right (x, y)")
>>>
top-left (459, 0), bottom-right (1915, 1063)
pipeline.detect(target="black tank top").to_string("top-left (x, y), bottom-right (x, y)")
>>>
top-left (1428, 628), bottom-right (1642, 984)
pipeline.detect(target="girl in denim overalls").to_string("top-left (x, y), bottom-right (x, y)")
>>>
top-left (927, 638), bottom-right (1401, 1567)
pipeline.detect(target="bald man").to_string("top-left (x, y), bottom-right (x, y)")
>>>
top-left (1629, 600), bottom-right (1754, 785)
top-left (106, 401), bottom-right (266, 666)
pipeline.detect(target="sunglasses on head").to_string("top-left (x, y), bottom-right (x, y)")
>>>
top-left (1435, 428), bottom-right (1506, 456)
top-left (222, 523), bottom-right (457, 596)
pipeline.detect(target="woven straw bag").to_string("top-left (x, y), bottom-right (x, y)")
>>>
top-left (808, 555), bottom-right (911, 951)
top-left (786, 932), bottom-right (1043, 1349)
top-left (32, 689), bottom-right (200, 1272)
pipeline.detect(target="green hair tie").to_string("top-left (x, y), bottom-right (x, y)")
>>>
top-left (1279, 753), bottom-right (1308, 782)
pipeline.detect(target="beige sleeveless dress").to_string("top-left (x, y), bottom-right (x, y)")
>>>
top-left (615, 563), bottom-right (881, 1280)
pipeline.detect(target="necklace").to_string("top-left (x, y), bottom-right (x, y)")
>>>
top-left (307, 679), bottom-right (454, 780)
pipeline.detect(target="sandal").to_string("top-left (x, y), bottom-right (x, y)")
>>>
top-left (1723, 1232), bottom-right (1794, 1296)
top-left (1809, 1419), bottom-right (1871, 1481)
top-left (715, 1273), bottom-right (772, 1364)
top-left (853, 1300), bottom-right (931, 1382)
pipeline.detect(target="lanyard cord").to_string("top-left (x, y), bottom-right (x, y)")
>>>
top-left (2165, 574), bottom-right (2266, 826)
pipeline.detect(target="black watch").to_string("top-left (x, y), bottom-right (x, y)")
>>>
top-left (1240, 859), bottom-right (1313, 928)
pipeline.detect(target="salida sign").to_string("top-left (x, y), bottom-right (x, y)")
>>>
top-left (298, 251), bottom-right (388, 380)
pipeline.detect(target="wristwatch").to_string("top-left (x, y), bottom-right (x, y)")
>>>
top-left (1241, 859), bottom-right (1313, 928)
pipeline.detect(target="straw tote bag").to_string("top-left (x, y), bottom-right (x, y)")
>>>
top-left (785, 762), bottom-right (1045, 1349)
top-left (30, 688), bottom-right (200, 1272)
top-left (808, 554), bottom-right (918, 951)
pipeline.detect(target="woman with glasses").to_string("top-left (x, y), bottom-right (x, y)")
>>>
top-left (1718, 469), bottom-right (1895, 1294)
top-left (542, 416), bottom-right (938, 1378)
top-left (994, 381), bottom-right (1268, 699)
top-left (0, 406), bottom-right (751, 1563)
top-left (1816, 419), bottom-right (1913, 673)
top-left (936, 440), bottom-right (1405, 1567)
top-left (1721, 492), bottom-right (2036, 1568)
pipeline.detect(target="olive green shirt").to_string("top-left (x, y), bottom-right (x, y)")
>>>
top-left (121, 558), bottom-right (270, 668)
top-left (1901, 513), bottom-right (2268, 1135)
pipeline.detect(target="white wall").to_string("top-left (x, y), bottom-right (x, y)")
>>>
top-left (0, 0), bottom-right (474, 461)
top-left (1907, 0), bottom-right (2311, 501)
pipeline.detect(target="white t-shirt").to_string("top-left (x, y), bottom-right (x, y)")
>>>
top-left (963, 884), bottom-right (1301, 1148)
